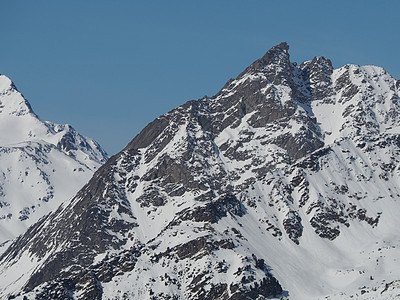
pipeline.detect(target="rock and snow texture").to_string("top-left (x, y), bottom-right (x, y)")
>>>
top-left (0, 75), bottom-right (108, 252)
top-left (1, 43), bottom-right (400, 299)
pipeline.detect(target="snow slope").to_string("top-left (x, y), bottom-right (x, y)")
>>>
top-left (0, 74), bottom-right (108, 252)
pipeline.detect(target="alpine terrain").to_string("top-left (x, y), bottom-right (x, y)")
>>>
top-left (1, 43), bottom-right (400, 299)
top-left (0, 74), bottom-right (108, 253)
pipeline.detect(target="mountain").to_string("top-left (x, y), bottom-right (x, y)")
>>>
top-left (0, 74), bottom-right (108, 253)
top-left (1, 43), bottom-right (400, 299)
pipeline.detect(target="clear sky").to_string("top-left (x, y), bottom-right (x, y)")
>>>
top-left (1, 1), bottom-right (399, 154)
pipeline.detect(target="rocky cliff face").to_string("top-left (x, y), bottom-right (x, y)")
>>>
top-left (1, 43), bottom-right (400, 299)
top-left (0, 74), bottom-right (108, 253)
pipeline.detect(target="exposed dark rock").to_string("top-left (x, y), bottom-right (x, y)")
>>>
top-left (283, 211), bottom-right (303, 244)
top-left (172, 194), bottom-right (246, 225)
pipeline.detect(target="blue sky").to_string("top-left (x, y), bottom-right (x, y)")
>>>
top-left (1, 1), bottom-right (399, 154)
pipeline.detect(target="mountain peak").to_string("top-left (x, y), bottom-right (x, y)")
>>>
top-left (0, 75), bottom-right (34, 117)
top-left (0, 73), bottom-right (108, 256)
top-left (263, 41), bottom-right (289, 56)
top-left (0, 74), bottom-right (14, 91)
top-left (263, 42), bottom-right (289, 61)
top-left (0, 74), bottom-right (108, 161)
top-left (237, 42), bottom-right (293, 87)
top-left (249, 42), bottom-right (290, 71)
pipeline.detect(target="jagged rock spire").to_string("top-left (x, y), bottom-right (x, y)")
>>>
top-left (241, 42), bottom-right (293, 85)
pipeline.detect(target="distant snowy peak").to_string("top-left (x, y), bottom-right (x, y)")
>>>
top-left (0, 73), bottom-right (108, 254)
top-left (0, 74), bottom-right (107, 167)
top-left (0, 75), bottom-right (34, 117)
top-left (43, 122), bottom-right (108, 169)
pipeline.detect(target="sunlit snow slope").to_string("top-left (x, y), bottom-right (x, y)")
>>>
top-left (0, 74), bottom-right (108, 252)
top-left (1, 43), bottom-right (400, 300)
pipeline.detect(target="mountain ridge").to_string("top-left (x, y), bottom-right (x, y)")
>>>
top-left (1, 43), bottom-right (400, 299)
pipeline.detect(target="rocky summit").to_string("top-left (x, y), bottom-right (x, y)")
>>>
top-left (1, 43), bottom-right (400, 299)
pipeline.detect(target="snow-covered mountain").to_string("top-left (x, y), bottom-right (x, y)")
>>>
top-left (1, 43), bottom-right (400, 299)
top-left (0, 74), bottom-right (108, 252)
